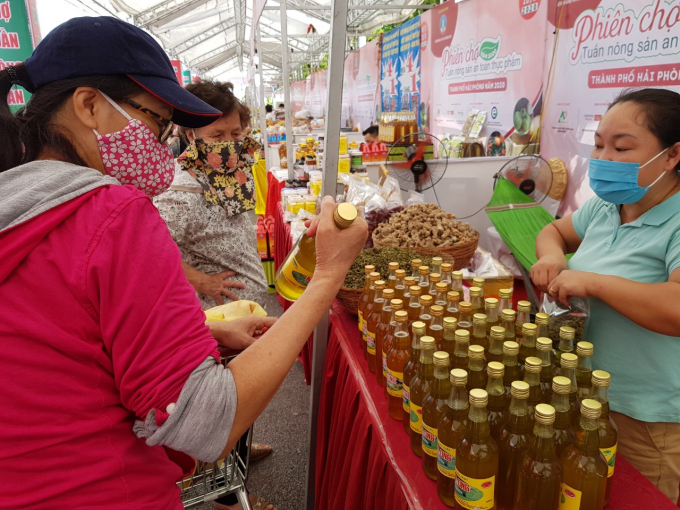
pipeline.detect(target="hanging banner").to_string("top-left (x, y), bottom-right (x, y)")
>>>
top-left (291, 79), bottom-right (306, 113)
top-left (419, 0), bottom-right (547, 140)
top-left (351, 38), bottom-right (381, 131)
top-left (169, 59), bottom-right (183, 85)
top-left (182, 69), bottom-right (191, 86)
top-left (541, 0), bottom-right (680, 214)
top-left (304, 69), bottom-right (328, 119)
top-left (398, 17), bottom-right (421, 123)
top-left (381, 26), bottom-right (401, 112)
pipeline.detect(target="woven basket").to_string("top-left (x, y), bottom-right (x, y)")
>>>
top-left (547, 157), bottom-right (568, 201)
top-left (372, 235), bottom-right (479, 271)
top-left (337, 286), bottom-right (363, 316)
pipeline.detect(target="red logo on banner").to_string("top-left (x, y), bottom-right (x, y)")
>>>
top-left (430, 3), bottom-right (459, 58)
top-left (520, 0), bottom-right (541, 20)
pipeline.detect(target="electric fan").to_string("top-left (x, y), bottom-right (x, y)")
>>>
top-left (493, 154), bottom-right (554, 204)
top-left (385, 133), bottom-right (448, 197)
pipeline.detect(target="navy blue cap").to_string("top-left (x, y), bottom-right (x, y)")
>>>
top-left (23, 16), bottom-right (222, 128)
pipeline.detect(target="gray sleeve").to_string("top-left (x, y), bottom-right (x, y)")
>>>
top-left (133, 356), bottom-right (238, 462)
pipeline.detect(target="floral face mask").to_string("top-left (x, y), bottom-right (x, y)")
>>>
top-left (178, 137), bottom-right (262, 216)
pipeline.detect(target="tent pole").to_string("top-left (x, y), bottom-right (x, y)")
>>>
top-left (256, 26), bottom-right (270, 174)
top-left (280, 0), bottom-right (294, 177)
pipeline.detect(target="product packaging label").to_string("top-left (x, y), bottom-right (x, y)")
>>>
top-left (601, 443), bottom-right (617, 478)
top-left (403, 385), bottom-right (411, 413)
top-left (437, 442), bottom-right (456, 478)
top-left (367, 331), bottom-right (377, 355)
top-left (281, 257), bottom-right (313, 291)
top-left (358, 312), bottom-right (364, 333)
top-left (558, 483), bottom-right (583, 510)
top-left (386, 369), bottom-right (404, 398)
top-left (410, 403), bottom-right (423, 434)
top-left (422, 423), bottom-right (438, 457)
top-left (454, 472), bottom-right (495, 510)
top-left (382, 352), bottom-right (388, 378)
top-left (362, 322), bottom-right (368, 344)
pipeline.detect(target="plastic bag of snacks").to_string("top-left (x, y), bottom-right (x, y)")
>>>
top-left (541, 294), bottom-right (590, 347)
top-left (363, 194), bottom-right (389, 248)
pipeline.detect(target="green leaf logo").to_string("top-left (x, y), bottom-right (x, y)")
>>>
top-left (480, 37), bottom-right (500, 61)
top-left (561, 494), bottom-right (566, 504)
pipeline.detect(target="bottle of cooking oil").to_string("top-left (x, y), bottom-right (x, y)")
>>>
top-left (537, 337), bottom-right (556, 403)
top-left (487, 326), bottom-right (505, 364)
top-left (410, 336), bottom-right (436, 457)
top-left (429, 305), bottom-right (445, 351)
top-left (551, 376), bottom-right (576, 458)
top-left (411, 259), bottom-right (423, 283)
top-left (501, 309), bottom-right (516, 343)
top-left (486, 361), bottom-right (507, 444)
top-left (429, 273), bottom-right (442, 298)
top-left (402, 321), bottom-right (426, 433)
top-left (376, 289), bottom-right (396, 387)
top-left (472, 277), bottom-right (486, 298)
top-left (431, 256), bottom-right (443, 276)
top-left (524, 357), bottom-right (543, 426)
top-left (453, 329), bottom-right (470, 371)
top-left (535, 312), bottom-right (550, 341)
top-left (469, 286), bottom-right (484, 315)
top-left (458, 302), bottom-right (473, 334)
top-left (358, 265), bottom-right (376, 340)
top-left (403, 276), bottom-right (416, 302)
top-left (472, 313), bottom-right (489, 351)
top-left (454, 389), bottom-right (499, 510)
top-left (435, 283), bottom-right (449, 308)
top-left (485, 298), bottom-right (499, 335)
top-left (423, 351), bottom-right (452, 480)
top-left (361, 272), bottom-right (381, 358)
top-left (419, 295), bottom-right (434, 329)
top-left (497, 380), bottom-right (531, 510)
top-left (589, 370), bottom-right (618, 507)
top-left (515, 301), bottom-right (531, 337)
top-left (419, 266), bottom-right (431, 292)
top-left (498, 289), bottom-right (513, 312)
top-left (519, 323), bottom-right (538, 368)
top-left (515, 403), bottom-right (562, 510)
top-left (451, 271), bottom-right (465, 302)
top-left (560, 353), bottom-right (581, 429)
top-left (407, 285), bottom-right (423, 335)
top-left (437, 369), bottom-right (469, 507)
top-left (386, 262), bottom-right (399, 289)
top-left (446, 291), bottom-right (461, 321)
top-left (442, 317), bottom-right (458, 358)
top-left (381, 298), bottom-right (404, 392)
top-left (557, 326), bottom-right (575, 364)
top-left (502, 341), bottom-right (521, 400)
top-left (394, 269), bottom-right (407, 301)
top-left (467, 344), bottom-right (487, 392)
top-left (441, 263), bottom-right (453, 291)
top-left (366, 280), bottom-right (386, 373)
top-left (576, 342), bottom-right (594, 400)
top-left (275, 203), bottom-right (357, 301)
top-left (386, 311), bottom-right (411, 420)
top-left (559, 399), bottom-right (607, 510)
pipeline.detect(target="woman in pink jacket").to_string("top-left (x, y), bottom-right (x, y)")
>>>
top-left (0, 17), bottom-right (367, 509)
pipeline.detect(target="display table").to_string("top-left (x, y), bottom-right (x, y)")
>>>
top-left (314, 300), bottom-right (679, 510)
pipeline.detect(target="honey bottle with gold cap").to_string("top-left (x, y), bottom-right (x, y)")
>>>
top-left (361, 272), bottom-right (381, 358)
top-left (499, 288), bottom-right (513, 312)
top-left (524, 357), bottom-right (543, 426)
top-left (410, 337), bottom-right (436, 457)
top-left (366, 280), bottom-right (386, 373)
top-left (551, 376), bottom-right (576, 458)
top-left (469, 286), bottom-right (484, 315)
top-left (502, 341), bottom-right (521, 400)
top-left (472, 313), bottom-right (489, 351)
top-left (488, 326), bottom-right (506, 364)
top-left (441, 262), bottom-right (453, 291)
top-left (453, 330), bottom-right (470, 371)
top-left (515, 403), bottom-right (562, 510)
top-left (557, 326), bottom-right (575, 364)
top-left (429, 305), bottom-right (445, 351)
top-left (402, 321), bottom-right (426, 432)
top-left (407, 285), bottom-right (423, 335)
top-left (515, 301), bottom-right (532, 337)
top-left (394, 269), bottom-right (407, 301)
top-left (467, 344), bottom-right (487, 392)
top-left (485, 298), bottom-right (499, 336)
top-left (435, 283), bottom-right (449, 308)
top-left (419, 265), bottom-right (431, 293)
top-left (519, 323), bottom-right (538, 368)
top-left (275, 203), bottom-right (357, 301)
top-left (458, 302), bottom-right (473, 334)
top-left (431, 256), bottom-right (443, 276)
top-left (486, 361), bottom-right (507, 443)
top-left (403, 276), bottom-right (416, 303)
top-left (537, 337), bottom-right (556, 403)
top-left (497, 380), bottom-right (532, 510)
top-left (375, 290), bottom-right (396, 387)
top-left (535, 312), bottom-right (550, 342)
top-left (423, 351), bottom-right (452, 480)
top-left (445, 291), bottom-right (461, 321)
top-left (559, 399), bottom-right (608, 510)
top-left (419, 294), bottom-right (434, 329)
top-left (382, 299), bottom-right (404, 396)
top-left (472, 277), bottom-right (486, 298)
top-left (429, 272), bottom-right (442, 298)
top-left (454, 388), bottom-right (499, 510)
top-left (411, 258), bottom-right (423, 283)
top-left (358, 265), bottom-right (376, 340)
top-left (442, 317), bottom-right (458, 358)
top-left (451, 271), bottom-right (465, 303)
top-left (386, 311), bottom-right (411, 420)
top-left (589, 371), bottom-right (618, 507)
top-left (501, 309), bottom-right (516, 344)
top-left (560, 353), bottom-right (581, 429)
top-left (576, 342), bottom-right (594, 400)
top-left (437, 369), bottom-right (469, 506)
top-left (387, 262), bottom-right (399, 290)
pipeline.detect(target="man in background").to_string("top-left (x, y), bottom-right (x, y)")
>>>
top-left (363, 125), bottom-right (379, 144)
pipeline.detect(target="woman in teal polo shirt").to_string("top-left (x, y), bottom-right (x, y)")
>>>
top-left (531, 88), bottom-right (680, 502)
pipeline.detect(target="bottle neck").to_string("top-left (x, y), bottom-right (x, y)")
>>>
top-left (524, 370), bottom-right (540, 387)
top-left (591, 386), bottom-right (610, 416)
top-left (420, 304), bottom-right (431, 318)
top-left (468, 357), bottom-right (484, 372)
top-left (468, 405), bottom-right (491, 439)
top-left (409, 294), bottom-right (420, 307)
top-left (502, 319), bottom-right (516, 339)
top-left (489, 336), bottom-right (504, 354)
top-left (538, 348), bottom-right (553, 367)
top-left (471, 296), bottom-right (483, 309)
top-left (563, 367), bottom-right (578, 390)
top-left (436, 292), bottom-right (448, 305)
top-left (523, 333), bottom-right (536, 349)
top-left (459, 310), bottom-right (471, 323)
top-left (430, 315), bottom-right (443, 328)
top-left (508, 396), bottom-right (530, 429)
top-left (531, 423), bottom-right (557, 459)
top-left (473, 321), bottom-right (486, 339)
top-left (363, 275), bottom-right (371, 294)
top-left (486, 375), bottom-right (505, 397)
top-left (577, 354), bottom-right (593, 372)
top-left (454, 340), bottom-right (469, 356)
top-left (420, 275), bottom-right (430, 287)
top-left (485, 308), bottom-right (499, 322)
top-left (499, 298), bottom-right (511, 311)
top-left (372, 299), bottom-right (384, 315)
top-left (417, 358), bottom-right (434, 377)
top-left (443, 327), bottom-right (456, 341)
top-left (448, 384), bottom-right (469, 410)
top-left (411, 332), bottom-right (423, 351)
top-left (516, 311), bottom-right (530, 328)
top-left (382, 305), bottom-right (393, 321)
top-left (559, 338), bottom-right (574, 353)
top-left (441, 272), bottom-right (452, 284)
top-left (537, 323), bottom-right (549, 338)
top-left (576, 416), bottom-right (601, 454)
top-left (394, 323), bottom-right (409, 344)
top-left (503, 353), bottom-right (518, 366)
top-left (433, 367), bottom-right (452, 396)
top-left (452, 280), bottom-right (463, 293)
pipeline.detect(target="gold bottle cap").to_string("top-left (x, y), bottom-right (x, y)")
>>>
top-left (473, 277), bottom-right (485, 287)
top-left (536, 337), bottom-right (553, 351)
top-left (499, 288), bottom-right (512, 299)
top-left (420, 295), bottom-right (433, 306)
top-left (503, 341), bottom-right (520, 355)
top-left (388, 262), bottom-right (399, 271)
top-left (535, 404), bottom-right (556, 425)
top-left (432, 256), bottom-right (443, 265)
top-left (364, 265), bottom-right (376, 274)
top-left (525, 357), bottom-right (543, 374)
top-left (581, 399), bottom-right (602, 419)
top-left (511, 380), bottom-right (530, 399)
top-left (517, 301), bottom-right (531, 313)
top-left (419, 266), bottom-right (430, 276)
top-left (434, 351), bottom-right (450, 367)
top-left (431, 305), bottom-right (444, 317)
top-left (369, 272), bottom-right (381, 281)
top-left (383, 289), bottom-right (395, 301)
top-left (592, 370), bottom-right (611, 388)
top-left (374, 280), bottom-right (386, 290)
top-left (443, 317), bottom-right (458, 329)
top-left (535, 313), bottom-right (550, 326)
top-left (420, 336), bottom-right (435, 349)
top-left (459, 301), bottom-right (472, 312)
top-left (487, 361), bottom-right (505, 377)
top-left (395, 269), bottom-right (406, 279)
top-left (473, 313), bottom-right (487, 325)
top-left (560, 353), bottom-right (578, 369)
top-left (436, 283), bottom-right (448, 292)
top-left (552, 376), bottom-right (571, 394)
top-left (404, 277), bottom-right (416, 286)
top-left (452, 271), bottom-right (464, 281)
top-left (485, 298), bottom-right (499, 309)
top-left (522, 323), bottom-right (537, 333)
top-left (455, 329), bottom-right (470, 342)
top-left (441, 263), bottom-right (452, 272)
top-left (411, 259), bottom-right (422, 269)
top-left (490, 326), bottom-right (506, 339)
top-left (409, 285), bottom-right (422, 296)
top-left (501, 309), bottom-right (516, 321)
top-left (469, 388), bottom-right (488, 407)
top-left (334, 203), bottom-right (358, 229)
top-left (412, 321), bottom-right (426, 333)
top-left (395, 310), bottom-right (409, 323)
top-left (430, 273), bottom-right (441, 282)
top-left (469, 286), bottom-right (482, 298)
top-left (560, 326), bottom-right (576, 340)
top-left (576, 341), bottom-right (594, 357)
top-left (391, 299), bottom-right (404, 310)
top-left (447, 291), bottom-right (461, 303)
top-left (468, 344), bottom-right (485, 359)
top-left (450, 368), bottom-right (468, 385)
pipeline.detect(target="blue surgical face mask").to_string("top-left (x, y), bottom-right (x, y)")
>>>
top-left (588, 148), bottom-right (669, 204)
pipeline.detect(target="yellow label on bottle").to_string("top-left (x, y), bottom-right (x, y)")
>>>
top-left (410, 403), bottom-right (423, 434)
top-left (403, 384), bottom-right (411, 413)
top-left (281, 256), bottom-right (313, 292)
top-left (558, 483), bottom-right (583, 510)
top-left (422, 423), bottom-right (438, 457)
top-left (386, 369), bottom-right (403, 398)
top-left (382, 351), bottom-right (388, 378)
top-left (358, 312), bottom-right (364, 333)
top-left (437, 441), bottom-right (456, 478)
top-left (601, 443), bottom-right (617, 478)
top-left (454, 472), bottom-right (495, 510)
top-left (367, 331), bottom-right (376, 355)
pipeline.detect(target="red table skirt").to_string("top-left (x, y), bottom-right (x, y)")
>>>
top-left (315, 301), bottom-right (679, 510)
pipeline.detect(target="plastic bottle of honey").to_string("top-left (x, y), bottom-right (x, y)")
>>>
top-left (402, 322), bottom-right (426, 434)
top-left (441, 263), bottom-right (453, 291)
top-left (487, 326), bottom-right (505, 364)
top-left (407, 285), bottom-right (422, 335)
top-left (360, 272), bottom-right (381, 358)
top-left (431, 256), bottom-right (443, 276)
top-left (435, 283), bottom-right (449, 309)
top-left (589, 370), bottom-right (618, 507)
top-left (366, 280), bottom-right (386, 373)
top-left (386, 311), bottom-right (411, 420)
top-left (469, 286), bottom-right (484, 316)
top-left (467, 344), bottom-right (487, 392)
top-left (453, 330), bottom-right (470, 371)
top-left (382, 299), bottom-right (404, 394)
top-left (515, 403), bottom-right (562, 510)
top-left (515, 301), bottom-right (531, 338)
top-left (442, 317), bottom-right (458, 358)
top-left (437, 368), bottom-right (469, 507)
top-left (497, 380), bottom-right (531, 510)
top-left (560, 353), bottom-right (581, 429)
top-left (485, 298), bottom-right (499, 336)
top-left (422, 351), bottom-right (452, 480)
top-left (410, 336), bottom-right (436, 457)
top-left (551, 376), bottom-right (576, 458)
top-left (498, 289), bottom-right (513, 312)
top-left (394, 269), bottom-right (407, 301)
top-left (454, 388), bottom-right (499, 510)
top-left (445, 291), bottom-right (460, 321)
top-left (502, 341), bottom-right (521, 401)
top-left (486, 361), bottom-right (507, 444)
top-left (275, 203), bottom-right (357, 300)
top-left (429, 305), bottom-right (445, 351)
top-left (419, 295), bottom-right (434, 330)
top-left (576, 342), bottom-right (594, 400)
top-left (375, 290), bottom-right (396, 387)
top-left (387, 262), bottom-right (399, 290)
top-left (537, 337), bottom-right (556, 404)
top-left (358, 265), bottom-right (376, 340)
top-left (559, 399), bottom-right (608, 510)
top-left (458, 302), bottom-right (473, 334)
top-left (501, 309), bottom-right (516, 344)
top-left (519, 323), bottom-right (538, 369)
top-left (472, 277), bottom-right (485, 298)
top-left (411, 259), bottom-right (422, 284)
top-left (524, 357), bottom-right (543, 427)
top-left (451, 271), bottom-right (465, 303)
top-left (557, 326), bottom-right (575, 364)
